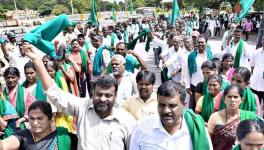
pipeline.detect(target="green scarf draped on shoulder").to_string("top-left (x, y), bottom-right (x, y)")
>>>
top-left (201, 93), bottom-right (214, 122)
top-left (183, 109), bottom-right (210, 150)
top-left (23, 79), bottom-right (47, 101)
top-left (233, 39), bottom-right (244, 68)
top-left (240, 87), bottom-right (257, 113)
top-left (56, 127), bottom-right (71, 150)
top-left (126, 28), bottom-right (151, 51)
top-left (232, 145), bottom-right (241, 150)
top-left (54, 71), bottom-right (64, 89)
top-left (111, 33), bottom-right (116, 47)
top-left (188, 46), bottom-right (213, 76)
top-left (3, 84), bottom-right (26, 129)
top-left (93, 45), bottom-right (106, 76)
top-left (240, 109), bottom-right (258, 121)
top-left (80, 49), bottom-right (87, 73)
top-left (3, 84), bottom-right (25, 118)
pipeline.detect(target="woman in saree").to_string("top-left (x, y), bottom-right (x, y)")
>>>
top-left (233, 120), bottom-right (264, 150)
top-left (230, 67), bottom-right (261, 116)
top-left (0, 101), bottom-right (75, 150)
top-left (195, 74), bottom-right (223, 122)
top-left (220, 53), bottom-right (235, 81)
top-left (45, 61), bottom-right (75, 133)
top-left (207, 84), bottom-right (259, 150)
top-left (3, 67), bottom-right (35, 129)
top-left (0, 91), bottom-right (18, 139)
top-left (23, 61), bottom-right (47, 101)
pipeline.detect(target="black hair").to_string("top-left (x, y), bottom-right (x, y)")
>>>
top-left (198, 34), bottom-right (208, 42)
top-left (28, 101), bottom-right (52, 120)
top-left (71, 38), bottom-right (78, 45)
top-left (136, 70), bottom-right (156, 85)
top-left (234, 67), bottom-right (251, 83)
top-left (157, 80), bottom-right (186, 102)
top-left (4, 67), bottom-right (20, 78)
top-left (208, 74), bottom-right (223, 86)
top-left (24, 61), bottom-right (36, 71)
top-left (116, 42), bottom-right (126, 48)
top-left (77, 34), bottom-right (85, 39)
top-left (236, 120), bottom-right (264, 140)
top-left (93, 76), bottom-right (118, 94)
top-left (222, 53), bottom-right (234, 62)
top-left (223, 84), bottom-right (244, 98)
top-left (45, 61), bottom-right (58, 72)
top-left (234, 28), bottom-right (242, 33)
top-left (201, 60), bottom-right (216, 70)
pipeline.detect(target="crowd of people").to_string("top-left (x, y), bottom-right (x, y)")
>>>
top-left (0, 12), bottom-right (263, 150)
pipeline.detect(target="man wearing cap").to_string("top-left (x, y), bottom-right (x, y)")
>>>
top-left (3, 32), bottom-right (19, 66)
top-left (191, 31), bottom-right (200, 50)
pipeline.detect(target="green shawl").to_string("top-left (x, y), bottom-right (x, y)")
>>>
top-left (233, 40), bottom-right (244, 68)
top-left (111, 33), bottom-right (116, 47)
top-left (56, 127), bottom-right (71, 150)
top-left (126, 28), bottom-right (151, 51)
top-left (93, 45), bottom-right (106, 76)
top-left (240, 109), bottom-right (258, 121)
top-left (22, 79), bottom-right (47, 101)
top-left (54, 72), bottom-right (63, 89)
top-left (3, 84), bottom-right (25, 118)
top-left (240, 87), bottom-right (257, 113)
top-left (183, 109), bottom-right (210, 150)
top-left (80, 49), bottom-right (88, 73)
top-left (188, 46), bottom-right (213, 76)
top-left (123, 31), bottom-right (128, 43)
top-left (201, 93), bottom-right (214, 122)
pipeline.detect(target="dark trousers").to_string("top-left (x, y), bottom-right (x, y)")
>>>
top-left (215, 27), bottom-right (221, 37)
top-left (189, 84), bottom-right (196, 110)
top-left (76, 73), bottom-right (87, 98)
top-left (153, 47), bottom-right (162, 65)
top-left (245, 31), bottom-right (250, 41)
top-left (251, 88), bottom-right (264, 105)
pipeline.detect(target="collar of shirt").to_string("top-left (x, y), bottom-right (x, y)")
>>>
top-left (152, 115), bottom-right (190, 137)
top-left (136, 92), bottom-right (157, 104)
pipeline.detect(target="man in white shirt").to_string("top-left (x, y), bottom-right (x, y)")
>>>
top-left (250, 36), bottom-right (264, 107)
top-left (221, 23), bottom-right (237, 51)
top-left (110, 54), bottom-right (138, 106)
top-left (224, 28), bottom-right (252, 70)
top-left (20, 42), bottom-right (136, 150)
top-left (129, 81), bottom-right (213, 150)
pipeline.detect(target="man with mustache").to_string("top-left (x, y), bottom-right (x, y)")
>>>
top-left (185, 35), bottom-right (214, 110)
top-left (129, 80), bottom-right (213, 150)
top-left (109, 54), bottom-right (137, 107)
top-left (121, 70), bottom-right (157, 120)
top-left (22, 41), bottom-right (136, 150)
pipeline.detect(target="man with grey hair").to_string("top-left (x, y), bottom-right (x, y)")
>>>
top-left (110, 54), bottom-right (138, 106)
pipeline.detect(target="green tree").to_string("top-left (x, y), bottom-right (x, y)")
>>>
top-left (38, 0), bottom-right (57, 16)
top-left (52, 4), bottom-right (70, 15)
top-left (134, 0), bottom-right (145, 8)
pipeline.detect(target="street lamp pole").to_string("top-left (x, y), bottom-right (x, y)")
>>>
top-left (70, 0), bottom-right (74, 15)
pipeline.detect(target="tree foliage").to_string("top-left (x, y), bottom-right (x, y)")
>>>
top-left (52, 4), bottom-right (71, 16)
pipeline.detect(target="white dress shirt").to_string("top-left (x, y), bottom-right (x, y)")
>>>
top-left (224, 40), bottom-right (251, 70)
top-left (185, 52), bottom-right (211, 88)
top-left (129, 114), bottom-right (213, 150)
top-left (45, 83), bottom-right (136, 150)
top-left (250, 47), bottom-right (264, 92)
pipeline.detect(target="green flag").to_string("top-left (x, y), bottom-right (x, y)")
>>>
top-left (171, 0), bottom-right (180, 26)
top-left (129, 0), bottom-right (134, 15)
top-left (235, 0), bottom-right (255, 23)
top-left (88, 0), bottom-right (98, 26)
top-left (112, 8), bottom-right (116, 22)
